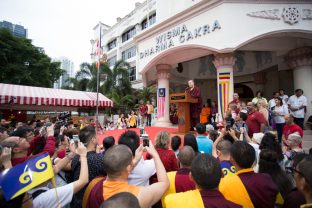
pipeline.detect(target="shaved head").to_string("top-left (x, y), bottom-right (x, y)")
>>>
top-left (103, 145), bottom-right (133, 178)
top-left (178, 146), bottom-right (195, 167)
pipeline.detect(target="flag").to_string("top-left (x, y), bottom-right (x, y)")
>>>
top-left (157, 88), bottom-right (165, 118)
top-left (0, 153), bottom-right (54, 201)
top-left (218, 72), bottom-right (231, 119)
top-left (95, 39), bottom-right (102, 69)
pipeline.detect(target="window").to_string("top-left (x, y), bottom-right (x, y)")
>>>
top-left (122, 46), bottom-right (136, 60)
top-left (107, 56), bottom-right (117, 68)
top-left (107, 39), bottom-right (117, 51)
top-left (141, 13), bottom-right (156, 30)
top-left (129, 66), bottom-right (136, 81)
top-left (149, 13), bottom-right (156, 26)
top-left (141, 19), bottom-right (148, 30)
top-left (122, 27), bottom-right (136, 42)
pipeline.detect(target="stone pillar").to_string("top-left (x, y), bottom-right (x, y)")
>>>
top-left (154, 64), bottom-right (172, 127)
top-left (213, 53), bottom-right (236, 119)
top-left (287, 47), bottom-right (312, 120)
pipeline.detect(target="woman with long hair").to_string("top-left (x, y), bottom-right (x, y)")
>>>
top-left (183, 133), bottom-right (199, 154)
top-left (259, 132), bottom-right (284, 163)
top-left (171, 135), bottom-right (181, 158)
top-left (257, 99), bottom-right (269, 124)
top-left (258, 149), bottom-right (295, 207)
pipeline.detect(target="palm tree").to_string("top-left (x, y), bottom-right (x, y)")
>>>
top-left (110, 90), bottom-right (134, 112)
top-left (64, 62), bottom-right (107, 92)
top-left (136, 86), bottom-right (156, 102)
top-left (101, 60), bottom-right (133, 97)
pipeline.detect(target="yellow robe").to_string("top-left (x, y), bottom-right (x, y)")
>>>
top-left (165, 189), bottom-right (204, 208)
top-left (219, 168), bottom-right (254, 208)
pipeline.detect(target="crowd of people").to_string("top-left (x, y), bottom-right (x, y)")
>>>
top-left (0, 87), bottom-right (311, 208)
top-left (105, 101), bottom-right (154, 130)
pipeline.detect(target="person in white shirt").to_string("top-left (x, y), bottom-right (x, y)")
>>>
top-left (268, 92), bottom-right (280, 110)
top-left (279, 89), bottom-right (289, 102)
top-left (287, 89), bottom-right (307, 129)
top-left (118, 130), bottom-right (156, 186)
top-left (272, 97), bottom-right (289, 144)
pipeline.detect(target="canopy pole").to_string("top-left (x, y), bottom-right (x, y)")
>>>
top-left (96, 22), bottom-right (102, 135)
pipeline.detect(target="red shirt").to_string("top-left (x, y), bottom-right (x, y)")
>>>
top-left (229, 100), bottom-right (241, 114)
top-left (12, 136), bottom-right (56, 166)
top-left (246, 111), bottom-right (267, 137)
top-left (139, 104), bottom-right (148, 117)
top-left (283, 124), bottom-right (303, 148)
top-left (147, 148), bottom-right (178, 172)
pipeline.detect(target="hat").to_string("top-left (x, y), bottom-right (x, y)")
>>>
top-left (206, 124), bottom-right (214, 132)
top-left (253, 133), bottom-right (264, 144)
top-left (288, 132), bottom-right (302, 144)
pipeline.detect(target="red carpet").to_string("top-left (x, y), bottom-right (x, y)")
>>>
top-left (97, 126), bottom-right (181, 145)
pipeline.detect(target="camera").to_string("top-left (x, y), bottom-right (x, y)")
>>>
top-left (55, 112), bottom-right (72, 127)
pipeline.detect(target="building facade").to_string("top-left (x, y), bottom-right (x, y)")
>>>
top-left (53, 57), bottom-right (75, 89)
top-left (0, 20), bottom-right (27, 38)
top-left (90, 0), bottom-right (157, 89)
top-left (92, 0), bottom-right (312, 127)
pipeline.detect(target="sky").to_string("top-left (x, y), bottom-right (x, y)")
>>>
top-left (0, 0), bottom-right (140, 72)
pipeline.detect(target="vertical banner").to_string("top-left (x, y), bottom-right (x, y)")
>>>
top-left (218, 72), bottom-right (231, 118)
top-left (95, 39), bottom-right (102, 69)
top-left (157, 88), bottom-right (165, 118)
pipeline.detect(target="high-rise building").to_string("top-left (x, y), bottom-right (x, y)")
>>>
top-left (53, 57), bottom-right (75, 89)
top-left (0, 20), bottom-right (28, 38)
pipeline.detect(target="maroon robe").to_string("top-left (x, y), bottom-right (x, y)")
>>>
top-left (186, 86), bottom-right (202, 129)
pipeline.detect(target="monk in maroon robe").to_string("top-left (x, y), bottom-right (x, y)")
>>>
top-left (185, 80), bottom-right (202, 130)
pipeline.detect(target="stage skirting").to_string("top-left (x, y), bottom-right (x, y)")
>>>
top-left (97, 126), bottom-right (179, 144)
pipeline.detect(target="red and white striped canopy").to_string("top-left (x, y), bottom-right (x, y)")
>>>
top-left (0, 83), bottom-right (113, 108)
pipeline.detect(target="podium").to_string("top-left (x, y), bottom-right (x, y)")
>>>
top-left (170, 93), bottom-right (198, 133)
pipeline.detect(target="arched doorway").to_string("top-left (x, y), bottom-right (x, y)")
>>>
top-left (234, 83), bottom-right (254, 103)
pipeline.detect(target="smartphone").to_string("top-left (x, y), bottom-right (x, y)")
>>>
top-left (141, 134), bottom-right (149, 147)
top-left (72, 135), bottom-right (80, 148)
top-left (226, 125), bottom-right (231, 131)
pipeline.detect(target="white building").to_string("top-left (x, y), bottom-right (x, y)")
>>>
top-left (91, 0), bottom-right (157, 89)
top-left (53, 57), bottom-right (75, 89)
top-left (92, 0), bottom-right (312, 127)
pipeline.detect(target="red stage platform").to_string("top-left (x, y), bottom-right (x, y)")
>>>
top-left (97, 126), bottom-right (182, 145)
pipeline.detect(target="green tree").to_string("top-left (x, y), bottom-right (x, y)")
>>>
top-left (0, 28), bottom-right (63, 87)
top-left (136, 86), bottom-right (156, 102)
top-left (110, 90), bottom-right (134, 112)
top-left (101, 60), bottom-right (133, 97)
top-left (64, 62), bottom-right (102, 91)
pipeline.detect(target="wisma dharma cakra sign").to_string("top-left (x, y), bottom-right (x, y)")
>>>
top-left (139, 20), bottom-right (221, 60)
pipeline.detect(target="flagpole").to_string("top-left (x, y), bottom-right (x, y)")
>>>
top-left (96, 22), bottom-right (101, 135)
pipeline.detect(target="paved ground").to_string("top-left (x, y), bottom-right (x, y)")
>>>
top-left (303, 130), bottom-right (312, 153)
